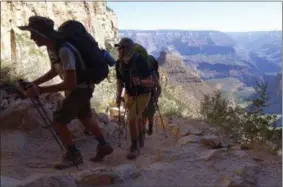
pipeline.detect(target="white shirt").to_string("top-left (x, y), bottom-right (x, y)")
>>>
top-left (48, 46), bottom-right (76, 80)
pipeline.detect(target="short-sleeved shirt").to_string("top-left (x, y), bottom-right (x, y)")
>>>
top-left (47, 46), bottom-right (76, 81)
top-left (116, 53), bottom-right (152, 96)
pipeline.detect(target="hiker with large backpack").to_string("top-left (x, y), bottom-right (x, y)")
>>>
top-left (115, 38), bottom-right (154, 159)
top-left (17, 16), bottom-right (114, 169)
top-left (142, 54), bottom-right (162, 136)
top-left (133, 44), bottom-right (162, 136)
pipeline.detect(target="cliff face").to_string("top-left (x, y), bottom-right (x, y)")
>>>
top-left (157, 51), bottom-right (214, 118)
top-left (1, 2), bottom-right (119, 81)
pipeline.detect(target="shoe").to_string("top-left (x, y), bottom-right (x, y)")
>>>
top-left (53, 151), bottom-right (83, 170)
top-left (90, 144), bottom-right (114, 162)
top-left (139, 134), bottom-right (144, 148)
top-left (126, 146), bottom-right (140, 160)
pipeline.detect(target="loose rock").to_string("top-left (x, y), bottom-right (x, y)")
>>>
top-left (200, 135), bottom-right (222, 148)
top-left (176, 135), bottom-right (199, 146)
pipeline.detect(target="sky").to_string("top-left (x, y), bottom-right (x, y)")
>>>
top-left (107, 2), bottom-right (282, 32)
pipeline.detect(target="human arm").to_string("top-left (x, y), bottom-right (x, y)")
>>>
top-left (39, 70), bottom-right (76, 93)
top-left (115, 61), bottom-right (124, 105)
top-left (39, 46), bottom-right (77, 93)
top-left (26, 47), bottom-right (77, 96)
top-left (32, 68), bottom-right (58, 86)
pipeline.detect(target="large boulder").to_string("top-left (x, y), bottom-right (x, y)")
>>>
top-left (0, 99), bottom-right (52, 130)
top-left (0, 93), bottom-right (87, 141)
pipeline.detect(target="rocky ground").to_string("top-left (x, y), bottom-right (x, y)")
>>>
top-left (0, 85), bottom-right (282, 187)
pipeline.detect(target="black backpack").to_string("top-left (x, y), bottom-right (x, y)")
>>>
top-left (56, 20), bottom-right (116, 84)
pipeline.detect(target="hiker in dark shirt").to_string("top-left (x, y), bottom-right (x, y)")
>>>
top-left (115, 38), bottom-right (154, 159)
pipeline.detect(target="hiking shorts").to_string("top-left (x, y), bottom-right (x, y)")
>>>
top-left (53, 87), bottom-right (94, 125)
top-left (124, 92), bottom-right (151, 121)
top-left (142, 97), bottom-right (156, 118)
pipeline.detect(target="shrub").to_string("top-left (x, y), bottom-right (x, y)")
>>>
top-left (201, 81), bottom-right (281, 148)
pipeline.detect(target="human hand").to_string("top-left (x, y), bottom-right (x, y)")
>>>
top-left (25, 84), bottom-right (41, 98)
top-left (132, 76), bottom-right (141, 86)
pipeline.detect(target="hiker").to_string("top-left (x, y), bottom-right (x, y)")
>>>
top-left (133, 43), bottom-right (162, 136)
top-left (142, 55), bottom-right (161, 136)
top-left (17, 16), bottom-right (113, 169)
top-left (115, 38), bottom-right (154, 159)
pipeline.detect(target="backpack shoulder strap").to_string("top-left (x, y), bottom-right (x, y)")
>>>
top-left (60, 42), bottom-right (87, 70)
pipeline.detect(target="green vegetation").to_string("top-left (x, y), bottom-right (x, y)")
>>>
top-left (200, 81), bottom-right (281, 149)
top-left (158, 82), bottom-right (193, 118)
top-left (0, 60), bottom-right (27, 84)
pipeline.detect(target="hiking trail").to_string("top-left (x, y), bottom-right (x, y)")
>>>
top-left (0, 91), bottom-right (281, 187)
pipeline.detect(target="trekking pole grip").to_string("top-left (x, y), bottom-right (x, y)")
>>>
top-left (17, 79), bottom-right (39, 99)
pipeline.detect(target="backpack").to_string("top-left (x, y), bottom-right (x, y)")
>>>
top-left (56, 20), bottom-right (116, 84)
top-left (134, 43), bottom-right (159, 79)
top-left (147, 55), bottom-right (160, 80)
top-left (134, 43), bottom-right (148, 59)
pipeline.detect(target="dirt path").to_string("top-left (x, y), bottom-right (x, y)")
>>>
top-left (1, 115), bottom-right (281, 187)
top-left (0, 123), bottom-right (176, 180)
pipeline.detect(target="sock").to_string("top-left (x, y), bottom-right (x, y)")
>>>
top-left (131, 140), bottom-right (138, 149)
top-left (148, 123), bottom-right (153, 130)
top-left (67, 145), bottom-right (79, 153)
top-left (96, 136), bottom-right (107, 146)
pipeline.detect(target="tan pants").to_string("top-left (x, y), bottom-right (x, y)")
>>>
top-left (124, 93), bottom-right (151, 121)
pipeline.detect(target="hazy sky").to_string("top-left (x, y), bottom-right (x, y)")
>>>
top-left (107, 2), bottom-right (282, 32)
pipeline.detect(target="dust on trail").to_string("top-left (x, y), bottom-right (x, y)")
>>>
top-left (0, 123), bottom-right (176, 180)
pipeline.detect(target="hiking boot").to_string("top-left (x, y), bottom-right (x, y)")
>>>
top-left (127, 146), bottom-right (140, 160)
top-left (90, 144), bottom-right (114, 162)
top-left (53, 151), bottom-right (83, 170)
top-left (139, 134), bottom-right (144, 148)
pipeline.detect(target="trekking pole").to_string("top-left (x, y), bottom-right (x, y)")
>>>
top-left (154, 101), bottom-right (167, 138)
top-left (18, 80), bottom-right (66, 151)
top-left (118, 104), bottom-right (122, 147)
top-left (34, 98), bottom-right (66, 151)
top-left (17, 80), bottom-right (79, 170)
top-left (123, 108), bottom-right (128, 140)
